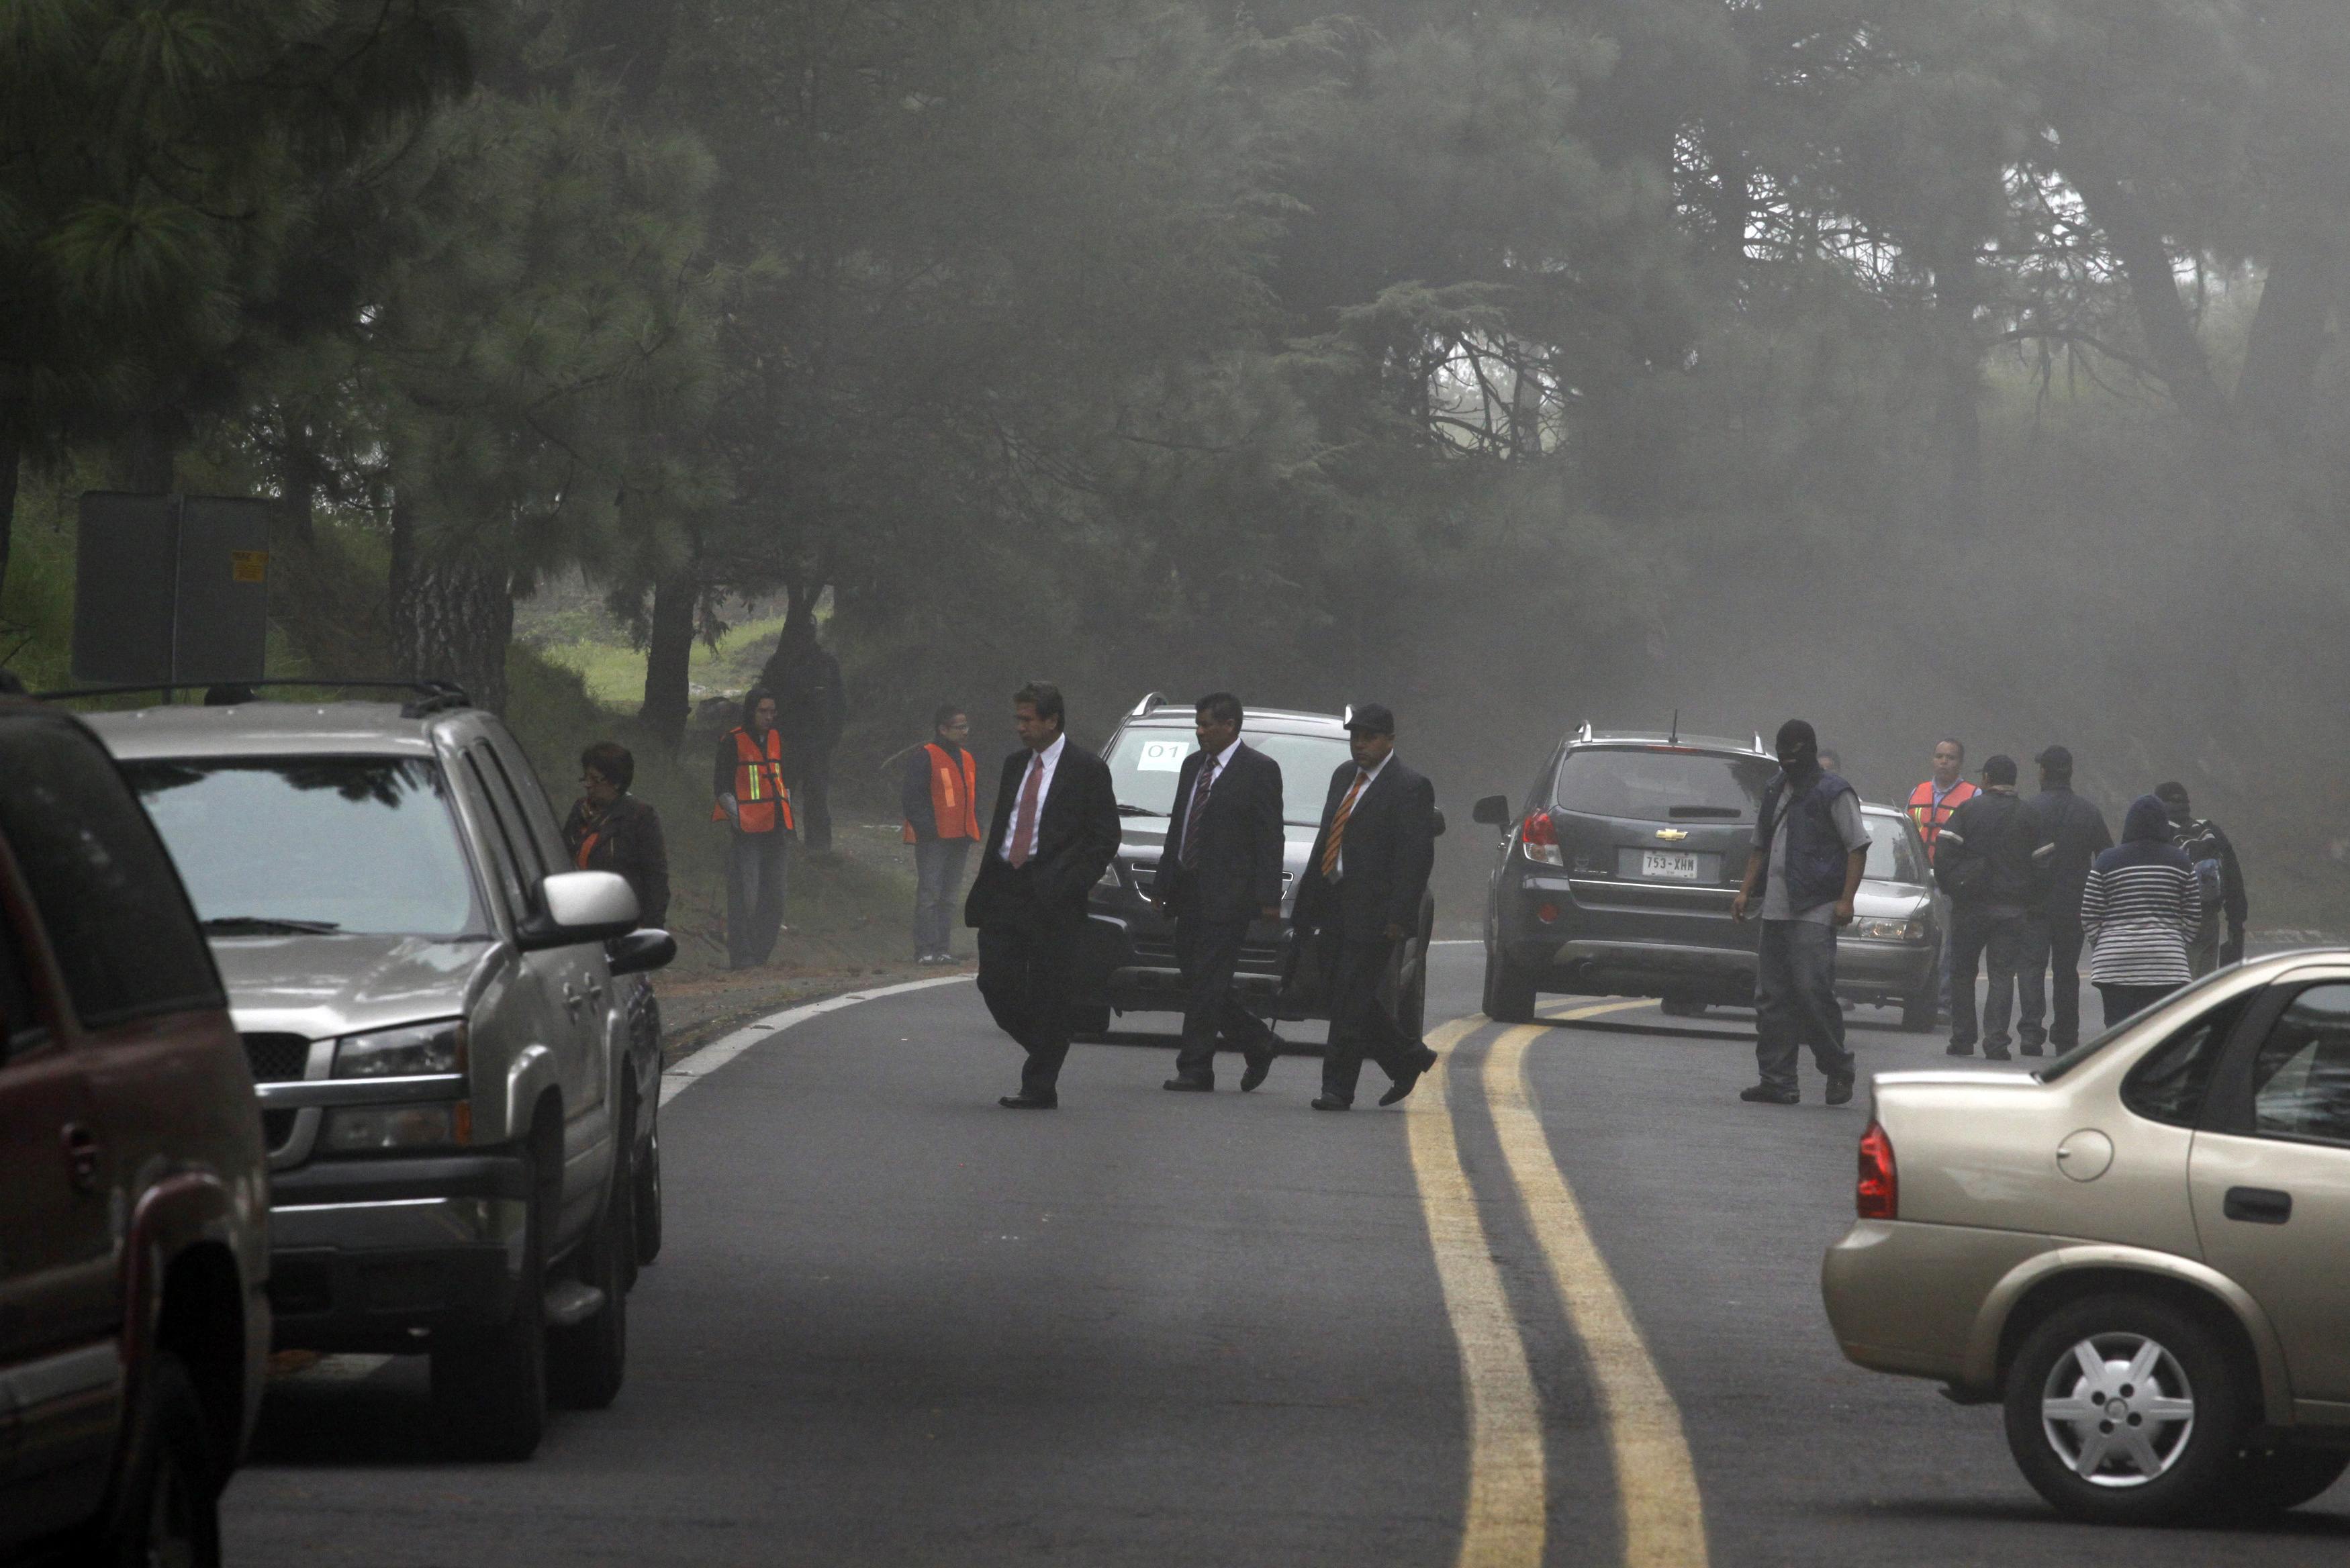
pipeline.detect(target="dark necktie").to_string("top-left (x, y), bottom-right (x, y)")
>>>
top-left (1008, 756), bottom-right (1044, 868)
top-left (1181, 756), bottom-right (1217, 868)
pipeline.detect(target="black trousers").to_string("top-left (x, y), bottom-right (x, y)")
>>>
top-left (1950, 903), bottom-right (2031, 1055)
top-left (976, 895), bottom-right (1084, 1095)
top-left (1321, 936), bottom-right (1422, 1104)
top-left (2097, 982), bottom-right (2178, 1031)
top-left (2018, 915), bottom-right (2087, 1050)
top-left (1172, 909), bottom-right (1274, 1081)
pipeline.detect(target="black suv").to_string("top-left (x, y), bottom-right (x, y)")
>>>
top-left (1474, 726), bottom-right (1779, 1021)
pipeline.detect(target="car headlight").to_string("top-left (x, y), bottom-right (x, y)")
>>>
top-left (321, 1102), bottom-right (469, 1153)
top-left (331, 1021), bottom-right (467, 1079)
top-left (1848, 918), bottom-right (1927, 942)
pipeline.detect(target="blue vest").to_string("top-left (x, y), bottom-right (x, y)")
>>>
top-left (1755, 771), bottom-right (1858, 910)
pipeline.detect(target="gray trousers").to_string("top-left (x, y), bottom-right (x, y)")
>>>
top-left (912, 838), bottom-right (971, 957)
top-left (1754, 918), bottom-right (1854, 1091)
top-left (2187, 917), bottom-right (2220, 980)
top-left (726, 830), bottom-right (790, 969)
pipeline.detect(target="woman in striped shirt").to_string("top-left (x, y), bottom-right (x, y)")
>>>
top-left (2079, 795), bottom-right (2201, 1028)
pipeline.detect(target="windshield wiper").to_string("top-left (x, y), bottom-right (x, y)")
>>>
top-left (1116, 803), bottom-right (1162, 817)
top-left (201, 916), bottom-right (344, 935)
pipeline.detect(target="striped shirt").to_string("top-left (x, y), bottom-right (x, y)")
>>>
top-left (2080, 857), bottom-right (2199, 985)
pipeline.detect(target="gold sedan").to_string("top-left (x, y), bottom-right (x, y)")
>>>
top-left (1821, 950), bottom-right (2350, 1525)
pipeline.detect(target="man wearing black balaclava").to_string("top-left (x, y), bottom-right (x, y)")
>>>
top-left (1732, 720), bottom-right (1871, 1105)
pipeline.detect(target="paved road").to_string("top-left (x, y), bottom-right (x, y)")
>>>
top-left (226, 948), bottom-right (2349, 1566)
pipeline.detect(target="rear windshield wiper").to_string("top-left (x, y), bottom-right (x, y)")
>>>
top-left (201, 916), bottom-right (344, 935)
top-left (1666, 805), bottom-right (1746, 820)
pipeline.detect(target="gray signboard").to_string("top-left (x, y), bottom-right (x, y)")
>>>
top-left (72, 493), bottom-right (272, 685)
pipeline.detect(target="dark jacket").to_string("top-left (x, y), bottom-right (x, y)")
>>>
top-left (562, 793), bottom-right (670, 928)
top-left (1936, 788), bottom-right (2048, 908)
top-left (761, 642), bottom-right (847, 752)
top-left (1154, 742), bottom-right (1284, 923)
top-left (902, 740), bottom-right (979, 843)
top-left (2167, 812), bottom-right (2248, 934)
top-left (2025, 786), bottom-right (2112, 923)
top-left (963, 742), bottom-right (1121, 928)
top-left (1293, 756), bottom-right (1437, 943)
top-left (1752, 769), bottom-right (1859, 910)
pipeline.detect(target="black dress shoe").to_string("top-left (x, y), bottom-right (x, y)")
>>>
top-left (1239, 1037), bottom-right (1278, 1093)
top-left (998, 1091), bottom-right (1058, 1110)
top-left (1309, 1094), bottom-right (1351, 1112)
top-left (2019, 1044), bottom-right (2044, 1057)
top-left (1738, 1083), bottom-right (1799, 1105)
top-left (1377, 1048), bottom-right (1441, 1108)
top-left (1944, 1044), bottom-right (1976, 1057)
top-left (1824, 1074), bottom-right (1854, 1106)
top-left (1162, 1075), bottom-right (1215, 1092)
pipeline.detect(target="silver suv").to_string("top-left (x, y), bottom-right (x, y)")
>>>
top-left (91, 692), bottom-right (673, 1461)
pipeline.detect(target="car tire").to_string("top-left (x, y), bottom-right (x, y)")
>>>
top-left (432, 1164), bottom-right (547, 1461)
top-left (549, 1167), bottom-right (632, 1412)
top-left (2208, 1444), bottom-right (2350, 1519)
top-left (90, 1351), bottom-right (221, 1568)
top-left (2002, 1293), bottom-right (2245, 1526)
top-left (1659, 997), bottom-right (1706, 1018)
top-left (1899, 986), bottom-right (1938, 1033)
top-left (1482, 946), bottom-right (1536, 1024)
top-left (634, 1111), bottom-right (664, 1268)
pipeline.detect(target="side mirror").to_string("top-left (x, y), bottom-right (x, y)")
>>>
top-left (608, 928), bottom-right (677, 977)
top-left (516, 870), bottom-right (639, 950)
top-left (1431, 807), bottom-right (1448, 839)
top-left (1472, 794), bottom-right (1511, 828)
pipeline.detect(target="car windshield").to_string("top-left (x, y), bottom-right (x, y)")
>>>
top-left (1103, 727), bottom-right (1356, 827)
top-left (1552, 748), bottom-right (1777, 824)
top-left (1862, 814), bottom-right (1926, 884)
top-left (122, 756), bottom-right (487, 938)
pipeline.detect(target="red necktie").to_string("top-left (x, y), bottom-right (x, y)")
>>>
top-left (1008, 755), bottom-right (1045, 868)
top-left (1321, 771), bottom-right (1368, 877)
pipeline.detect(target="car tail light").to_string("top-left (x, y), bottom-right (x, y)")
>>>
top-left (1856, 1121), bottom-right (1897, 1220)
top-left (1521, 810), bottom-right (1563, 867)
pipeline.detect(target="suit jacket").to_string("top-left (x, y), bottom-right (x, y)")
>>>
top-left (1294, 756), bottom-right (1436, 943)
top-left (1154, 742), bottom-right (1284, 923)
top-left (964, 742), bottom-right (1121, 928)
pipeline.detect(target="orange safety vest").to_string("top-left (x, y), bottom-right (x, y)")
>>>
top-left (1906, 779), bottom-right (1977, 863)
top-left (902, 743), bottom-right (981, 842)
top-left (712, 726), bottom-right (792, 833)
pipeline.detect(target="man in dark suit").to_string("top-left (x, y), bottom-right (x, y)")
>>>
top-left (965, 682), bottom-right (1121, 1108)
top-left (1292, 703), bottom-right (1440, 1110)
top-left (1153, 693), bottom-right (1286, 1093)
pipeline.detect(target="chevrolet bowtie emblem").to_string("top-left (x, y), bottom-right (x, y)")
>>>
top-left (1654, 828), bottom-right (1690, 842)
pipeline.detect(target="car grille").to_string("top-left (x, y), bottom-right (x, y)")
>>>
top-left (1131, 937), bottom-right (1284, 972)
top-left (261, 1110), bottom-right (299, 1151)
top-left (242, 1032), bottom-right (313, 1083)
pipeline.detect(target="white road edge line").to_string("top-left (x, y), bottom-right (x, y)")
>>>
top-left (659, 973), bottom-right (975, 1108)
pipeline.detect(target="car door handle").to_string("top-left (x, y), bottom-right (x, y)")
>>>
top-left (2224, 1186), bottom-right (2293, 1225)
top-left (561, 982), bottom-right (584, 1014)
top-left (585, 979), bottom-right (606, 1005)
top-left (60, 1124), bottom-right (101, 1193)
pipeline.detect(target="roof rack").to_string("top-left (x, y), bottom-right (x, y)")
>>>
top-left (1577, 720), bottom-right (1593, 743)
top-left (35, 677), bottom-right (473, 719)
top-left (1130, 691), bottom-right (1166, 718)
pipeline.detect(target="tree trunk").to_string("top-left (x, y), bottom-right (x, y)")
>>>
top-left (0, 436), bottom-right (19, 614)
top-left (639, 571), bottom-right (697, 749)
top-left (278, 436), bottom-right (320, 544)
top-left (1931, 242), bottom-right (1985, 537)
top-left (123, 422), bottom-right (176, 493)
top-left (2237, 226), bottom-right (2345, 454)
top-left (389, 501), bottom-right (514, 714)
top-left (2061, 141), bottom-right (2234, 438)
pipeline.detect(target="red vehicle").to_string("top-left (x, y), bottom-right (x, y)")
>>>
top-left (0, 697), bottom-right (269, 1565)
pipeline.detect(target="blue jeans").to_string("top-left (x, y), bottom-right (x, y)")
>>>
top-left (912, 838), bottom-right (970, 957)
top-left (1754, 919), bottom-right (1854, 1092)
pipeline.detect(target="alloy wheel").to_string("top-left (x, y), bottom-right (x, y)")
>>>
top-left (2039, 1333), bottom-right (2197, 1487)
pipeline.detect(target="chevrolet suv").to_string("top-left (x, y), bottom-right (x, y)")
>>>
top-left (89, 691), bottom-right (673, 1461)
top-left (0, 696), bottom-right (269, 1563)
top-left (1823, 951), bottom-right (2350, 1524)
top-left (1075, 694), bottom-right (1438, 1039)
top-left (1474, 726), bottom-right (1780, 1021)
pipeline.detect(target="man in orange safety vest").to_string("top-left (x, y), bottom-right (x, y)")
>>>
top-left (712, 687), bottom-right (794, 969)
top-left (902, 704), bottom-right (981, 963)
top-left (1907, 737), bottom-right (1977, 1023)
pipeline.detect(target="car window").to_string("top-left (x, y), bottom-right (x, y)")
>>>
top-left (2121, 995), bottom-right (2251, 1127)
top-left (1552, 748), bottom-right (1777, 824)
top-left (1862, 814), bottom-right (1924, 883)
top-left (2249, 983), bottom-right (2350, 1145)
top-left (485, 736), bottom-right (571, 872)
top-left (460, 753), bottom-right (532, 921)
top-left (0, 722), bottom-right (223, 1028)
top-left (1102, 727), bottom-right (1356, 827)
top-left (125, 755), bottom-right (487, 940)
top-left (477, 744), bottom-right (553, 880)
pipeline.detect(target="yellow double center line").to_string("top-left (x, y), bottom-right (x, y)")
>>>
top-left (1409, 1006), bottom-right (1710, 1568)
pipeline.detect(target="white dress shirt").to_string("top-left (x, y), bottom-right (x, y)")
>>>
top-left (999, 733), bottom-right (1068, 863)
top-left (1176, 738), bottom-right (1243, 830)
top-left (1332, 750), bottom-right (1392, 879)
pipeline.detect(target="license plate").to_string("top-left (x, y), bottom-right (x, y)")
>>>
top-left (1640, 850), bottom-right (1701, 881)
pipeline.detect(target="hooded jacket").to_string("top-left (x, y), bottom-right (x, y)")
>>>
top-left (2079, 796), bottom-right (2198, 987)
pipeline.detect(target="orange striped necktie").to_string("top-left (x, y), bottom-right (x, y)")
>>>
top-left (1320, 770), bottom-right (1369, 877)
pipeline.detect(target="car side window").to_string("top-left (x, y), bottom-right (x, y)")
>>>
top-left (483, 738), bottom-right (569, 876)
top-left (461, 752), bottom-right (533, 919)
top-left (0, 720), bottom-right (222, 1028)
top-left (2247, 983), bottom-right (2350, 1146)
top-left (2120, 995), bottom-right (2250, 1127)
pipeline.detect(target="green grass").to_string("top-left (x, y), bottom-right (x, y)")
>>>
top-left (532, 612), bottom-right (790, 708)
